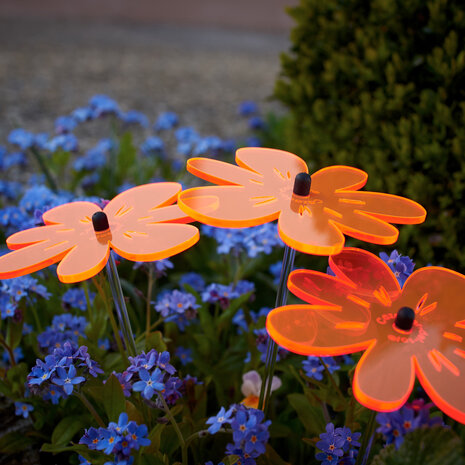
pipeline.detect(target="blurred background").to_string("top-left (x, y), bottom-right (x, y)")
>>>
top-left (0, 0), bottom-right (296, 141)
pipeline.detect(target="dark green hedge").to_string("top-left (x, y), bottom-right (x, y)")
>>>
top-left (275, 0), bottom-right (465, 270)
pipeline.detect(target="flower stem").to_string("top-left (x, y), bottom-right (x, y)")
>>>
top-left (83, 280), bottom-right (94, 323)
top-left (318, 356), bottom-right (346, 404)
top-left (158, 393), bottom-right (187, 465)
top-left (0, 334), bottom-right (16, 367)
top-left (355, 409), bottom-right (377, 465)
top-left (75, 391), bottom-right (105, 428)
top-left (29, 147), bottom-right (58, 193)
top-left (258, 244), bottom-right (296, 412)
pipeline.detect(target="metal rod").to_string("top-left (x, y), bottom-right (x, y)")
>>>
top-left (105, 251), bottom-right (137, 356)
top-left (258, 244), bottom-right (296, 412)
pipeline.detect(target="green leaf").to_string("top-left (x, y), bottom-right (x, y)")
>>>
top-left (103, 373), bottom-right (126, 422)
top-left (6, 319), bottom-right (23, 349)
top-left (41, 443), bottom-right (89, 454)
top-left (139, 454), bottom-right (166, 465)
top-left (145, 330), bottom-right (167, 353)
top-left (144, 423), bottom-right (165, 453)
top-left (0, 431), bottom-right (34, 453)
top-left (287, 393), bottom-right (326, 436)
top-left (264, 443), bottom-right (290, 465)
top-left (51, 415), bottom-right (89, 446)
top-left (371, 426), bottom-right (465, 465)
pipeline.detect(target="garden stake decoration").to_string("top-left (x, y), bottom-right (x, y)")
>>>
top-left (177, 147), bottom-right (427, 411)
top-left (0, 182), bottom-right (199, 357)
top-left (266, 247), bottom-right (465, 423)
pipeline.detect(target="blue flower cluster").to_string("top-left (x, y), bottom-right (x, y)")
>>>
top-left (206, 403), bottom-right (271, 465)
top-left (179, 272), bottom-right (206, 292)
top-left (37, 313), bottom-right (87, 353)
top-left (376, 400), bottom-right (443, 449)
top-left (0, 275), bottom-right (50, 319)
top-left (302, 356), bottom-right (341, 381)
top-left (201, 280), bottom-right (255, 310)
top-left (201, 223), bottom-right (283, 258)
top-left (79, 412), bottom-right (150, 465)
top-left (28, 343), bottom-right (102, 402)
top-left (316, 423), bottom-right (361, 465)
top-left (61, 288), bottom-right (95, 312)
top-left (113, 350), bottom-right (185, 407)
top-left (154, 290), bottom-right (200, 330)
top-left (379, 250), bottom-right (415, 287)
top-left (174, 126), bottom-right (233, 158)
top-left (73, 138), bottom-right (114, 172)
top-left (0, 184), bottom-right (76, 235)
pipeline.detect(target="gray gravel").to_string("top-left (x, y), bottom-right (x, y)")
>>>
top-left (0, 18), bottom-right (290, 144)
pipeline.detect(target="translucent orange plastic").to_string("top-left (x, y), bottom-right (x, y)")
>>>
top-left (0, 183), bottom-right (199, 283)
top-left (178, 148), bottom-right (426, 255)
top-left (266, 248), bottom-right (465, 423)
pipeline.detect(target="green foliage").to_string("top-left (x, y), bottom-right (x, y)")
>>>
top-left (275, 0), bottom-right (465, 270)
top-left (371, 426), bottom-right (465, 465)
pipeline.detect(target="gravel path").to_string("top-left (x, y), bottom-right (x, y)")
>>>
top-left (0, 18), bottom-right (290, 143)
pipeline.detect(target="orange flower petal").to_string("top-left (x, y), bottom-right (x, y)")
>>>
top-left (236, 147), bottom-right (308, 179)
top-left (332, 210), bottom-right (401, 244)
top-left (414, 350), bottom-right (465, 424)
top-left (42, 201), bottom-right (100, 225)
top-left (278, 206), bottom-right (345, 255)
top-left (288, 269), bottom-right (357, 307)
top-left (338, 192), bottom-right (426, 224)
top-left (187, 157), bottom-right (263, 186)
top-left (0, 238), bottom-right (73, 279)
top-left (329, 248), bottom-right (400, 297)
top-left (311, 165), bottom-right (367, 192)
top-left (178, 185), bottom-right (281, 227)
top-left (111, 223), bottom-right (199, 262)
top-left (353, 341), bottom-right (416, 411)
top-left (57, 241), bottom-right (110, 283)
top-left (104, 182), bottom-right (183, 219)
top-left (266, 305), bottom-right (372, 356)
top-left (6, 224), bottom-right (67, 250)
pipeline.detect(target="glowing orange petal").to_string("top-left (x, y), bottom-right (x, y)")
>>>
top-left (149, 204), bottom-right (195, 225)
top-left (6, 224), bottom-right (69, 250)
top-left (178, 185), bottom-right (281, 228)
top-left (311, 165), bottom-right (367, 192)
top-left (0, 238), bottom-right (73, 279)
top-left (288, 269), bottom-right (358, 307)
top-left (414, 348), bottom-right (465, 423)
top-left (403, 267), bottom-right (465, 326)
top-left (332, 210), bottom-right (400, 245)
top-left (187, 157), bottom-right (262, 186)
top-left (266, 305), bottom-right (372, 356)
top-left (57, 241), bottom-right (110, 283)
top-left (278, 206), bottom-right (345, 255)
top-left (111, 223), bottom-right (199, 262)
top-left (353, 341), bottom-right (416, 411)
top-left (338, 191), bottom-right (426, 224)
top-left (235, 147), bottom-right (308, 180)
top-left (329, 248), bottom-right (400, 297)
top-left (104, 182), bottom-right (182, 220)
top-left (42, 201), bottom-right (100, 225)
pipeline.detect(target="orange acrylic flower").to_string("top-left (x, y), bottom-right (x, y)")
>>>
top-left (177, 148), bottom-right (426, 255)
top-left (266, 248), bottom-right (465, 423)
top-left (0, 183), bottom-right (199, 283)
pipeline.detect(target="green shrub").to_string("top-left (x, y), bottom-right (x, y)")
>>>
top-left (275, 0), bottom-right (465, 270)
